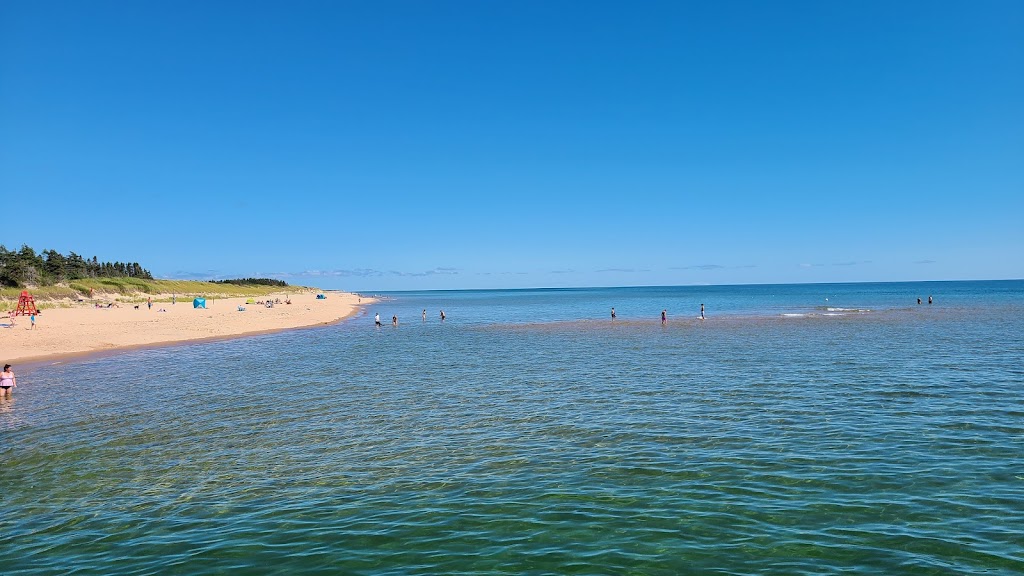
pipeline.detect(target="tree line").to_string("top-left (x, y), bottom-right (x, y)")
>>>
top-left (210, 278), bottom-right (288, 287)
top-left (0, 244), bottom-right (154, 287)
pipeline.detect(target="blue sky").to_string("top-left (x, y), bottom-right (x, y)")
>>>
top-left (2, 1), bottom-right (1021, 291)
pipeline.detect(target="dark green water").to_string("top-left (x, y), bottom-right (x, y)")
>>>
top-left (2, 281), bottom-right (1022, 574)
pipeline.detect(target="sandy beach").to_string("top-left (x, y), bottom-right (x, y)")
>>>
top-left (1, 290), bottom-right (370, 364)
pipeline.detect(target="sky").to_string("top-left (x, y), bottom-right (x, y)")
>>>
top-left (1, 1), bottom-right (1021, 291)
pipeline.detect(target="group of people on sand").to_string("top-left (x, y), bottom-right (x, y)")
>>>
top-left (6, 310), bottom-right (36, 329)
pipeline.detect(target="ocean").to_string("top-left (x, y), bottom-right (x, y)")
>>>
top-left (2, 280), bottom-right (1022, 574)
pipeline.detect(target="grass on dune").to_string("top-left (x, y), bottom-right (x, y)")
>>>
top-left (0, 279), bottom-right (316, 310)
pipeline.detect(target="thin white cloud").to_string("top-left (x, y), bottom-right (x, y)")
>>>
top-left (291, 268), bottom-right (384, 278)
top-left (388, 267), bottom-right (461, 277)
top-left (673, 264), bottom-right (726, 271)
top-left (167, 270), bottom-right (227, 280)
top-left (672, 264), bottom-right (756, 271)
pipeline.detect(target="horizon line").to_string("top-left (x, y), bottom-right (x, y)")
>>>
top-left (348, 277), bottom-right (1023, 294)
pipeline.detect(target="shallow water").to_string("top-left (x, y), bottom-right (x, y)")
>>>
top-left (2, 280), bottom-right (1023, 574)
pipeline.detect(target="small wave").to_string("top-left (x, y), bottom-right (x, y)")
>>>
top-left (816, 307), bottom-right (871, 313)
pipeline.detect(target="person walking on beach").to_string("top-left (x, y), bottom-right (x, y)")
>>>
top-left (700, 303), bottom-right (705, 320)
top-left (0, 364), bottom-right (16, 397)
top-left (147, 297), bottom-right (152, 311)
top-left (30, 312), bottom-right (36, 329)
top-left (375, 313), bottom-right (382, 327)
top-left (661, 310), bottom-right (667, 324)
top-left (611, 307), bottom-right (616, 319)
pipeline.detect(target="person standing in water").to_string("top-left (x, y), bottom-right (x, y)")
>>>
top-left (928, 295), bottom-right (933, 304)
top-left (392, 315), bottom-right (398, 326)
top-left (700, 303), bottom-right (705, 320)
top-left (375, 312), bottom-right (382, 327)
top-left (661, 309), bottom-right (667, 324)
top-left (917, 298), bottom-right (922, 305)
top-left (422, 309), bottom-right (426, 321)
top-left (0, 364), bottom-right (15, 397)
top-left (440, 310), bottom-right (446, 321)
top-left (611, 307), bottom-right (616, 319)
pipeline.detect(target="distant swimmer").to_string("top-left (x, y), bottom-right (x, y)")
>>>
top-left (440, 310), bottom-right (446, 321)
top-left (392, 315), bottom-right (398, 326)
top-left (422, 309), bottom-right (426, 321)
top-left (661, 309), bottom-right (667, 324)
top-left (375, 312), bottom-right (382, 327)
top-left (928, 295), bottom-right (933, 304)
top-left (700, 303), bottom-right (705, 320)
top-left (611, 307), bottom-right (616, 319)
top-left (917, 298), bottom-right (922, 305)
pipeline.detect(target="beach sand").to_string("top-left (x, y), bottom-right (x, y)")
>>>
top-left (2, 291), bottom-right (370, 364)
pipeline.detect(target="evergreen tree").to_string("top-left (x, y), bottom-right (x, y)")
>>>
top-left (0, 245), bottom-right (158, 287)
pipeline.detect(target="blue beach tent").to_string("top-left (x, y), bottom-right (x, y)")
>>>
top-left (193, 297), bottom-right (207, 309)
top-left (316, 294), bottom-right (326, 299)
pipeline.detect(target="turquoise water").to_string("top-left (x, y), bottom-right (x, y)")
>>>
top-left (2, 280), bottom-right (1022, 574)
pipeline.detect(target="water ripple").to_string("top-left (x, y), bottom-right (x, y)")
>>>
top-left (3, 287), bottom-right (1023, 574)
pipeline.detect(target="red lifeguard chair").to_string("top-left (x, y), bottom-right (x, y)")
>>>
top-left (14, 291), bottom-right (38, 316)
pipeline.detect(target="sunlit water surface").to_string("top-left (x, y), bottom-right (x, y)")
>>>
top-left (2, 281), bottom-right (1022, 574)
